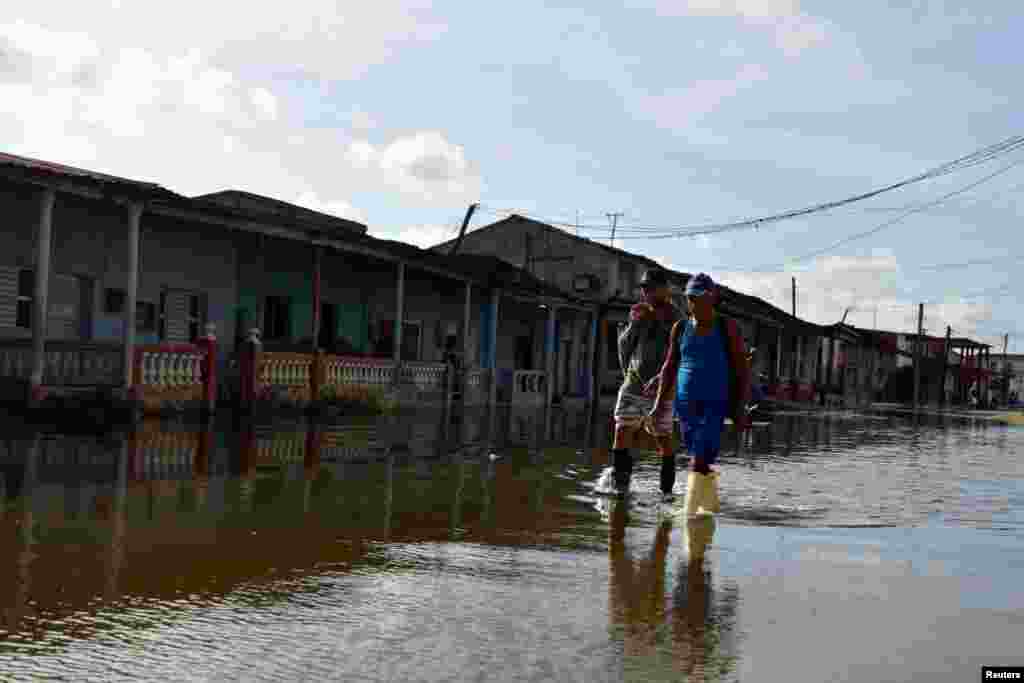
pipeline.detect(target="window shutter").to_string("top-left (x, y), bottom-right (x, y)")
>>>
top-left (163, 290), bottom-right (191, 342)
top-left (0, 266), bottom-right (17, 328)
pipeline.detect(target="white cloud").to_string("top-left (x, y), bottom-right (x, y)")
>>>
top-left (350, 110), bottom-right (378, 132)
top-left (385, 224), bottom-right (459, 249)
top-left (293, 192), bottom-right (367, 224)
top-left (652, 0), bottom-right (830, 56)
top-left (344, 131), bottom-right (482, 206)
top-left (714, 254), bottom-right (1000, 343)
top-left (8, 2), bottom-right (447, 81)
top-left (640, 63), bottom-right (770, 129)
top-left (0, 18), bottom-right (479, 228)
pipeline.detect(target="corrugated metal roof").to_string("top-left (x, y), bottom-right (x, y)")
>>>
top-left (193, 190), bottom-right (368, 234)
top-left (0, 151), bottom-right (170, 191)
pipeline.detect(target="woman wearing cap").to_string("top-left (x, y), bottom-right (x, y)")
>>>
top-left (650, 273), bottom-right (752, 515)
top-left (611, 268), bottom-right (684, 494)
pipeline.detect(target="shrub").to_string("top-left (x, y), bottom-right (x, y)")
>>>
top-left (318, 384), bottom-right (395, 415)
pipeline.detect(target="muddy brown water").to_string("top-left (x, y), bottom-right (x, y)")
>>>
top-left (0, 406), bottom-right (1021, 682)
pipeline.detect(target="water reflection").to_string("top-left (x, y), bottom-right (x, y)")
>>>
top-left (0, 404), bottom-right (1021, 680)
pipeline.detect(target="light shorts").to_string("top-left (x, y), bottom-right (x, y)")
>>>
top-left (614, 388), bottom-right (675, 438)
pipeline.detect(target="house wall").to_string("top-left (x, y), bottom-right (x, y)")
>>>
top-left (448, 221), bottom-right (652, 300)
top-left (139, 213), bottom-right (237, 346)
top-left (0, 186), bottom-right (236, 352)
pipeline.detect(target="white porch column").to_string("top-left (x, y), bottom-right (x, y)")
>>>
top-left (393, 262), bottom-right (405, 365)
top-left (570, 313), bottom-right (584, 396)
top-left (586, 310), bottom-right (599, 401)
top-left (462, 282), bottom-right (472, 362)
top-left (488, 288), bottom-right (500, 409)
top-left (795, 335), bottom-right (803, 382)
top-left (775, 329), bottom-right (783, 381)
top-left (29, 188), bottom-right (56, 400)
top-left (462, 281), bottom-right (472, 402)
top-left (123, 202), bottom-right (143, 388)
top-left (545, 304), bottom-right (556, 408)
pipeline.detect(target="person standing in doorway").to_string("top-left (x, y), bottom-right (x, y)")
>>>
top-left (651, 273), bottom-right (752, 515)
top-left (611, 268), bottom-right (684, 494)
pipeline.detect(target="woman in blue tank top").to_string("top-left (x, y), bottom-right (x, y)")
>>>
top-left (651, 273), bottom-right (751, 514)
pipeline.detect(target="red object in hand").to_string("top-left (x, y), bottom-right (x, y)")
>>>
top-left (630, 303), bottom-right (655, 321)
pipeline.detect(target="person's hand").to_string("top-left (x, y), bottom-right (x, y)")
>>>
top-left (642, 376), bottom-right (660, 397)
top-left (734, 413), bottom-right (752, 431)
top-left (630, 302), bottom-right (655, 321)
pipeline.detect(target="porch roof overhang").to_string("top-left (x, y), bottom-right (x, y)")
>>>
top-left (0, 151), bottom-right (183, 204)
top-left (949, 337), bottom-right (992, 351)
top-left (148, 197), bottom-right (479, 286)
top-left (823, 323), bottom-right (861, 343)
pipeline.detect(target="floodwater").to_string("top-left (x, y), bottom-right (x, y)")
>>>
top-left (1, 404), bottom-right (1022, 682)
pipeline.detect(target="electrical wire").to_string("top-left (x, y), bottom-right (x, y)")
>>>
top-left (773, 158), bottom-right (1024, 270)
top-left (477, 134), bottom-right (1024, 239)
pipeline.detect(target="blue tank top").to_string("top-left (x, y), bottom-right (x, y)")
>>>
top-left (676, 318), bottom-right (729, 403)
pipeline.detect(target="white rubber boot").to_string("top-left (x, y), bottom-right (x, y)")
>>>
top-left (685, 515), bottom-right (717, 562)
top-left (683, 471), bottom-right (702, 516)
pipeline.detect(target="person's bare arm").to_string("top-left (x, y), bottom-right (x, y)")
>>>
top-left (650, 320), bottom-right (683, 410)
top-left (619, 304), bottom-right (654, 378)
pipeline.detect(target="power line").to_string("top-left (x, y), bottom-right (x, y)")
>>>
top-left (771, 159), bottom-right (1024, 270)
top-left (477, 134), bottom-right (1024, 239)
top-left (859, 180), bottom-right (1024, 213)
top-left (916, 254), bottom-right (1024, 271)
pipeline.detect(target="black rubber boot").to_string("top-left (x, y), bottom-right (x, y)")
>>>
top-left (612, 448), bottom-right (633, 492)
top-left (660, 454), bottom-right (676, 496)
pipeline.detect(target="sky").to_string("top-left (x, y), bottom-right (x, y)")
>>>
top-left (2, 1), bottom-right (1021, 351)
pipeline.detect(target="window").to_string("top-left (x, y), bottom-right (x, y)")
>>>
top-left (16, 269), bottom-right (33, 329)
top-left (188, 294), bottom-right (202, 342)
top-left (400, 322), bottom-right (421, 361)
top-left (376, 320), bottom-right (422, 360)
top-left (104, 288), bottom-right (126, 314)
top-left (620, 262), bottom-right (637, 296)
top-left (264, 296), bottom-right (290, 341)
top-left (608, 322), bottom-right (623, 371)
top-left (136, 301), bottom-right (157, 333)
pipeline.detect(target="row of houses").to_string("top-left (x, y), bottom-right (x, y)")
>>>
top-left (0, 150), bottom-right (1012, 412)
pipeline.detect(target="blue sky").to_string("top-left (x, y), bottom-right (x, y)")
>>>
top-left (2, 1), bottom-right (1021, 350)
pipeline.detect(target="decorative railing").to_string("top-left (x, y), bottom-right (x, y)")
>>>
top-left (255, 431), bottom-right (307, 466)
top-left (133, 339), bottom-right (215, 414)
top-left (0, 339), bottom-right (123, 386)
top-left (137, 345), bottom-right (204, 387)
top-left (512, 370), bottom-right (546, 403)
top-left (259, 352), bottom-right (314, 402)
top-left (399, 361), bottom-right (448, 391)
top-left (134, 429), bottom-right (200, 480)
top-left (322, 355), bottom-right (396, 388)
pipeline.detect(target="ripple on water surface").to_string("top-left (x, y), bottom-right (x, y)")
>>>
top-left (0, 409), bottom-right (1021, 681)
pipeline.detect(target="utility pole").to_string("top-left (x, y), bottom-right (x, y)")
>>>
top-left (606, 212), bottom-right (623, 249)
top-left (913, 303), bottom-right (924, 410)
top-left (791, 277), bottom-right (796, 317)
top-left (940, 325), bottom-right (951, 407)
top-left (1003, 333), bottom-right (1010, 407)
top-left (576, 209), bottom-right (580, 237)
top-left (447, 203), bottom-right (480, 257)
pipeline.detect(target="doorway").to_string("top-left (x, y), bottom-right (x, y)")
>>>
top-left (318, 302), bottom-right (336, 350)
top-left (560, 339), bottom-right (572, 395)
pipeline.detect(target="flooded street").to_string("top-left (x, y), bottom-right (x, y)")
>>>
top-left (1, 406), bottom-right (1022, 682)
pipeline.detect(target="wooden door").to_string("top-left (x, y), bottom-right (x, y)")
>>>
top-left (47, 274), bottom-right (80, 340)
